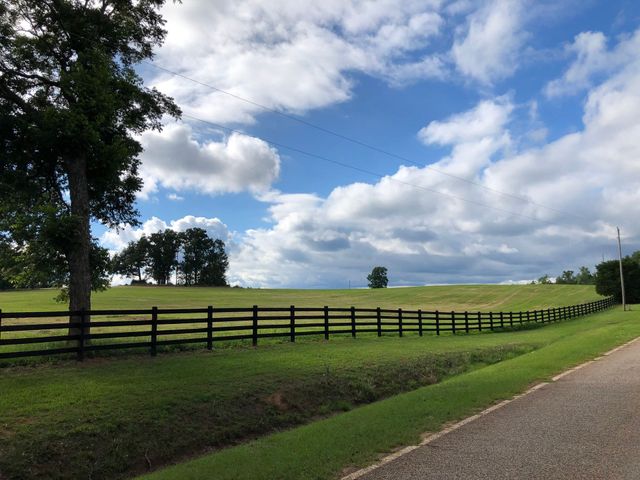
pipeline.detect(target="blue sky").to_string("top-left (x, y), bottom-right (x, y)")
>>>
top-left (99, 0), bottom-right (640, 288)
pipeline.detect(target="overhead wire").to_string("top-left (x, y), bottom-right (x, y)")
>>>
top-left (145, 60), bottom-right (587, 221)
top-left (182, 113), bottom-right (557, 226)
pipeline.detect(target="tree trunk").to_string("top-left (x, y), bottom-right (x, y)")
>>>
top-left (66, 156), bottom-right (92, 338)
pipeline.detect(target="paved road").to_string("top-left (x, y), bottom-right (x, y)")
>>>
top-left (358, 339), bottom-right (640, 480)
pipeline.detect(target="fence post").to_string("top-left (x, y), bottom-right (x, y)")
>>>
top-left (0, 308), bottom-right (3, 342)
top-left (324, 306), bottom-right (329, 340)
top-left (290, 305), bottom-right (296, 343)
top-left (478, 311), bottom-right (482, 332)
top-left (451, 311), bottom-right (456, 335)
top-left (418, 309), bottom-right (423, 337)
top-left (252, 305), bottom-right (258, 347)
top-left (77, 309), bottom-right (86, 361)
top-left (351, 306), bottom-right (356, 338)
top-left (464, 311), bottom-right (469, 334)
top-left (207, 306), bottom-right (213, 350)
top-left (519, 311), bottom-right (523, 325)
top-left (376, 307), bottom-right (382, 337)
top-left (398, 308), bottom-right (403, 337)
top-left (509, 311), bottom-right (514, 328)
top-left (436, 310), bottom-right (440, 336)
top-left (151, 306), bottom-right (158, 357)
top-left (526, 310), bottom-right (530, 324)
top-left (489, 312), bottom-right (494, 331)
top-left (500, 312), bottom-right (504, 329)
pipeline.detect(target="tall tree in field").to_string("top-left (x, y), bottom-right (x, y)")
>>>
top-left (180, 228), bottom-right (229, 286)
top-left (367, 266), bottom-right (388, 289)
top-left (199, 238), bottom-right (229, 287)
top-left (146, 229), bottom-right (181, 285)
top-left (180, 228), bottom-right (211, 286)
top-left (0, 1), bottom-right (180, 330)
top-left (111, 236), bottom-right (150, 283)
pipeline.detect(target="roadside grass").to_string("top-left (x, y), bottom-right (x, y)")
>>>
top-left (0, 337), bottom-right (529, 480)
top-left (136, 307), bottom-right (640, 480)
top-left (0, 305), bottom-right (630, 480)
top-left (0, 284), bottom-right (604, 360)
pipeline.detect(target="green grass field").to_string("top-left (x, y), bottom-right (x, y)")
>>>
top-left (0, 284), bottom-right (605, 359)
top-left (0, 283), bottom-right (601, 312)
top-left (137, 306), bottom-right (640, 480)
top-left (0, 283), bottom-right (631, 480)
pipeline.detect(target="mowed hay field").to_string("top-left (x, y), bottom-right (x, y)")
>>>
top-left (0, 283), bottom-right (603, 312)
top-left (0, 284), bottom-right (605, 358)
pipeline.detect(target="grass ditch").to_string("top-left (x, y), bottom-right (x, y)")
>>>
top-left (138, 307), bottom-right (640, 480)
top-left (0, 340), bottom-right (531, 480)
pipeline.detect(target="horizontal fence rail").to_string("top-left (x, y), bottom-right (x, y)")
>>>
top-left (0, 297), bottom-right (616, 361)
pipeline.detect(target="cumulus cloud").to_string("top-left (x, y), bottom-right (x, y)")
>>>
top-left (545, 30), bottom-right (640, 97)
top-left (152, 0), bottom-right (447, 124)
top-left (226, 42), bottom-right (640, 287)
top-left (418, 98), bottom-right (514, 145)
top-left (139, 124), bottom-right (280, 198)
top-left (451, 0), bottom-right (527, 84)
top-left (102, 215), bottom-right (230, 252)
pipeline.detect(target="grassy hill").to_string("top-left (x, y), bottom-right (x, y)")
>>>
top-left (0, 283), bottom-right (602, 312)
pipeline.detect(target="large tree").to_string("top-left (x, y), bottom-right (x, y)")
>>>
top-left (146, 229), bottom-right (181, 285)
top-left (198, 238), bottom-right (229, 287)
top-left (595, 256), bottom-right (640, 304)
top-left (180, 228), bottom-right (229, 286)
top-left (111, 236), bottom-right (150, 283)
top-left (367, 266), bottom-right (388, 289)
top-left (0, 1), bottom-right (180, 329)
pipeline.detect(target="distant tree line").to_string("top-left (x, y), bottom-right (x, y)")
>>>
top-left (534, 252), bottom-right (640, 304)
top-left (531, 266), bottom-right (595, 286)
top-left (111, 228), bottom-right (228, 286)
top-left (0, 227), bottom-right (228, 291)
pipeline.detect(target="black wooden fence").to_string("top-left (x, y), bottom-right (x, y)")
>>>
top-left (0, 296), bottom-right (616, 361)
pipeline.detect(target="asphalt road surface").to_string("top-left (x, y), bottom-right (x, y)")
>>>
top-left (358, 339), bottom-right (640, 480)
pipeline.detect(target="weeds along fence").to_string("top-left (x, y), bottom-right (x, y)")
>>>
top-left (0, 297), bottom-right (616, 361)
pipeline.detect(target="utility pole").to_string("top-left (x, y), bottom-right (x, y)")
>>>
top-left (617, 227), bottom-right (626, 311)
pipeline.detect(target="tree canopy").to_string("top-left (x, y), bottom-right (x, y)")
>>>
top-left (0, 1), bottom-right (179, 318)
top-left (111, 228), bottom-right (229, 287)
top-left (595, 256), bottom-right (640, 304)
top-left (367, 266), bottom-right (388, 289)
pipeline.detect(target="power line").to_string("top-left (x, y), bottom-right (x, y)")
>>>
top-left (145, 60), bottom-right (587, 221)
top-left (181, 113), bottom-right (556, 226)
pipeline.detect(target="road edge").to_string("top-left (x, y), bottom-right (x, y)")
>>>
top-left (341, 335), bottom-right (640, 480)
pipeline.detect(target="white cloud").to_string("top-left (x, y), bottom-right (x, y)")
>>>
top-left (102, 215), bottom-right (230, 252)
top-left (451, 0), bottom-right (527, 84)
top-left (151, 0), bottom-right (446, 124)
top-left (139, 124), bottom-right (280, 198)
top-left (226, 48), bottom-right (640, 287)
top-left (545, 30), bottom-right (640, 97)
top-left (418, 98), bottom-right (514, 145)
